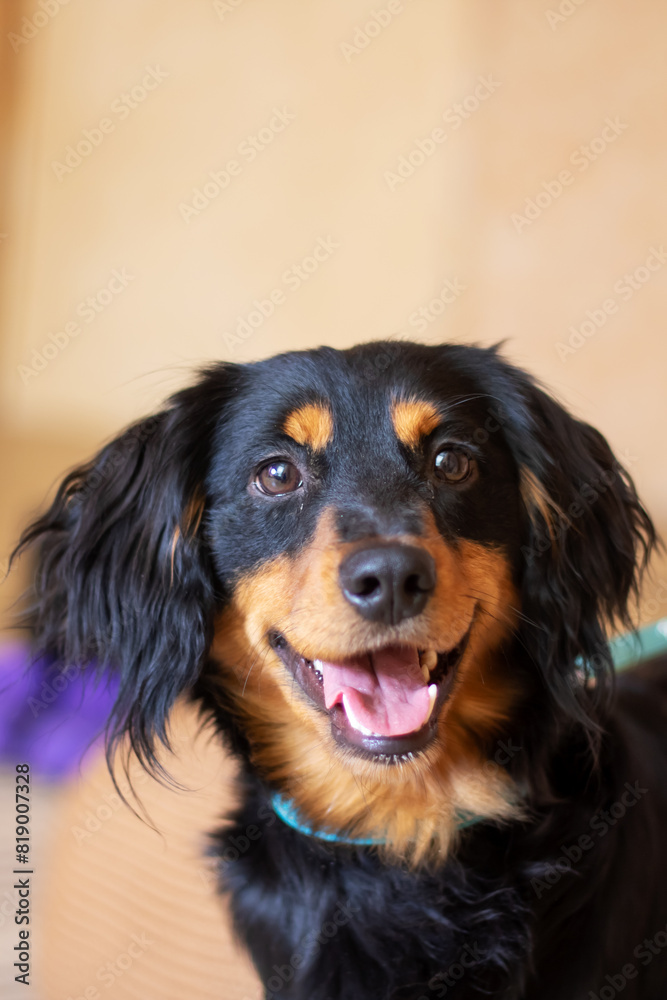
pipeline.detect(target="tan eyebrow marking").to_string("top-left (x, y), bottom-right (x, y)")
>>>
top-left (283, 403), bottom-right (334, 451)
top-left (391, 397), bottom-right (441, 448)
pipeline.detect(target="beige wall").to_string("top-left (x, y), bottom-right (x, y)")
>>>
top-left (2, 0), bottom-right (667, 610)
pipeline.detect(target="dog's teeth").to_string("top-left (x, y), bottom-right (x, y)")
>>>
top-left (420, 649), bottom-right (438, 678)
top-left (424, 683), bottom-right (438, 724)
top-left (311, 659), bottom-right (324, 682)
top-left (342, 694), bottom-right (374, 736)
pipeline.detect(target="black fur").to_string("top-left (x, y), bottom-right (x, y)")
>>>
top-left (13, 342), bottom-right (666, 999)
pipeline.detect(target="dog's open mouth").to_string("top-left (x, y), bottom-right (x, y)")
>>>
top-left (268, 626), bottom-right (472, 760)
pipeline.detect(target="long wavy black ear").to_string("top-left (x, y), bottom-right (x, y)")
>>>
top-left (12, 366), bottom-right (235, 773)
top-left (502, 370), bottom-right (657, 730)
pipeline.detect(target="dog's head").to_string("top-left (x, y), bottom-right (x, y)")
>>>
top-left (15, 342), bottom-right (655, 861)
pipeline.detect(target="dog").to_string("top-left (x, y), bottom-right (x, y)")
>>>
top-left (15, 341), bottom-right (667, 999)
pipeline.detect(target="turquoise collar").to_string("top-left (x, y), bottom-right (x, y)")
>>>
top-left (605, 618), bottom-right (667, 671)
top-left (271, 793), bottom-right (381, 845)
top-left (271, 619), bottom-right (667, 846)
top-left (270, 792), bottom-right (482, 846)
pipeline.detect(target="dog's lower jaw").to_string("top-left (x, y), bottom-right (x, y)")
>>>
top-left (213, 682), bottom-right (523, 866)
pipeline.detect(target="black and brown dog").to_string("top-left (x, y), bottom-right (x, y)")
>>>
top-left (15, 341), bottom-right (667, 999)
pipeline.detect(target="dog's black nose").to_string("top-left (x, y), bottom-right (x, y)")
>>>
top-left (339, 544), bottom-right (436, 625)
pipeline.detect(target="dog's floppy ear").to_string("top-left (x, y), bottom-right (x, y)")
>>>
top-left (13, 366), bottom-right (235, 771)
top-left (506, 373), bottom-right (657, 721)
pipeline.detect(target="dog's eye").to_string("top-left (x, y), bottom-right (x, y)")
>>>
top-left (434, 447), bottom-right (472, 483)
top-left (255, 460), bottom-right (303, 496)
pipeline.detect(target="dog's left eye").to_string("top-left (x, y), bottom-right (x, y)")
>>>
top-left (433, 447), bottom-right (472, 483)
top-left (255, 460), bottom-right (303, 496)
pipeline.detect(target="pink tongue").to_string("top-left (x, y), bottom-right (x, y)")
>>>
top-left (319, 646), bottom-right (431, 737)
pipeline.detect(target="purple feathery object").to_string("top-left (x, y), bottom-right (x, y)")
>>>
top-left (0, 640), bottom-right (118, 779)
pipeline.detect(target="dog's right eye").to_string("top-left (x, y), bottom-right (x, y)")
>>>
top-left (255, 460), bottom-right (303, 496)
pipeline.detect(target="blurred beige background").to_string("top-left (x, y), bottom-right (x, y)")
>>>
top-left (1, 0), bottom-right (667, 997)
